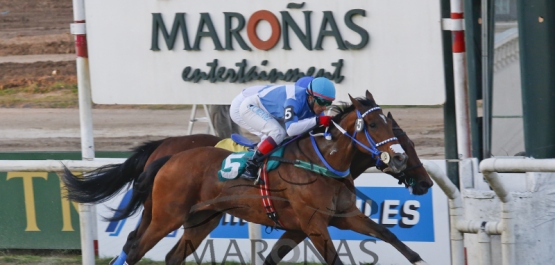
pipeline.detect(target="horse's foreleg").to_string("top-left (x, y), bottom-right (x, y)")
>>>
top-left (331, 212), bottom-right (426, 265)
top-left (109, 198), bottom-right (154, 265)
top-left (304, 227), bottom-right (343, 265)
top-left (165, 211), bottom-right (223, 265)
top-left (125, 215), bottom-right (183, 265)
top-left (122, 198), bottom-right (153, 254)
top-left (263, 231), bottom-right (307, 265)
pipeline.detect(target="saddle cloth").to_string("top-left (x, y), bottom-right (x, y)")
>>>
top-left (217, 149), bottom-right (284, 182)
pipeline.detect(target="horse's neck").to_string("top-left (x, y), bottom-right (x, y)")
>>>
top-left (350, 150), bottom-right (376, 178)
top-left (297, 128), bottom-right (356, 173)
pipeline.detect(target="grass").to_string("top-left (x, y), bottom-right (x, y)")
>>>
top-left (0, 81), bottom-right (442, 110)
top-left (0, 250), bottom-right (375, 265)
top-left (0, 254), bottom-right (164, 264)
top-left (0, 82), bottom-right (191, 109)
top-left (0, 255), bottom-right (356, 265)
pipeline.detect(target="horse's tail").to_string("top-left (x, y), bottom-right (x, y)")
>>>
top-left (107, 155), bottom-right (172, 221)
top-left (61, 139), bottom-right (165, 204)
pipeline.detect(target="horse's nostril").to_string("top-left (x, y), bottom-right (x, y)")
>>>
top-left (394, 153), bottom-right (406, 161)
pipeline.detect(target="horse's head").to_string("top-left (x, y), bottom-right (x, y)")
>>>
top-left (335, 91), bottom-right (407, 174)
top-left (386, 112), bottom-right (434, 195)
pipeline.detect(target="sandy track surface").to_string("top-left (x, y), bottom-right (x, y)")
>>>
top-left (0, 107), bottom-right (445, 159)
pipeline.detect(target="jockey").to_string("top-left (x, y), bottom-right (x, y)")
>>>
top-left (229, 76), bottom-right (316, 137)
top-left (230, 77), bottom-right (336, 181)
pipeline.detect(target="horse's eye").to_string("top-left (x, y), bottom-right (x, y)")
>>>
top-left (369, 123), bottom-right (377, 128)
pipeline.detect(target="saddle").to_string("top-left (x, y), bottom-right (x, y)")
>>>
top-left (214, 134), bottom-right (254, 152)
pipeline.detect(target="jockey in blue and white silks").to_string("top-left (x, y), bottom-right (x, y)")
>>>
top-left (230, 77), bottom-right (337, 180)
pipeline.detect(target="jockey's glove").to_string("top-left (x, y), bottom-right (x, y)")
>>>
top-left (317, 116), bottom-right (333, 127)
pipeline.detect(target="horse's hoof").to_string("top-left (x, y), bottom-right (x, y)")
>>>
top-left (108, 256), bottom-right (118, 265)
top-left (413, 261), bottom-right (428, 265)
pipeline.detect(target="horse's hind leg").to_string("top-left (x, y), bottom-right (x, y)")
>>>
top-left (263, 231), bottom-right (307, 265)
top-left (331, 212), bottom-right (426, 265)
top-left (165, 211), bottom-right (223, 265)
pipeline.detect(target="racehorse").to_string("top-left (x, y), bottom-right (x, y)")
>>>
top-left (62, 91), bottom-right (433, 265)
top-left (65, 92), bottom-right (428, 265)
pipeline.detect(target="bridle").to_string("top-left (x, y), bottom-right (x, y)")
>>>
top-left (388, 126), bottom-right (423, 187)
top-left (332, 106), bottom-right (398, 165)
top-left (309, 106), bottom-right (399, 177)
top-left (392, 162), bottom-right (423, 187)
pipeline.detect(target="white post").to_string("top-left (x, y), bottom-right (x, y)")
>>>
top-left (71, 0), bottom-right (96, 264)
top-left (249, 223), bottom-right (263, 265)
top-left (423, 161), bottom-right (465, 265)
top-left (449, 0), bottom-right (472, 159)
top-left (477, 228), bottom-right (492, 265)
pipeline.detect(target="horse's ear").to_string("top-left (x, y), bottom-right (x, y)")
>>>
top-left (388, 112), bottom-right (400, 127)
top-left (365, 90), bottom-right (375, 101)
top-left (349, 94), bottom-right (363, 110)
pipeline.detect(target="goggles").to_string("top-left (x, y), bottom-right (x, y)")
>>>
top-left (314, 96), bottom-right (333, 106)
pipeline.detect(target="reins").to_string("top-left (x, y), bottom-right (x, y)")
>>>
top-left (297, 106), bottom-right (399, 178)
top-left (331, 107), bottom-right (397, 166)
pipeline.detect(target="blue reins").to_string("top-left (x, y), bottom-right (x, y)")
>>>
top-left (310, 106), bottom-right (398, 175)
top-left (309, 135), bottom-right (350, 177)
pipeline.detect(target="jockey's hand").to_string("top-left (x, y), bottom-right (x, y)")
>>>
top-left (317, 116), bottom-right (333, 127)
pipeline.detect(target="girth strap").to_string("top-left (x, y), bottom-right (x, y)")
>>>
top-left (258, 161), bottom-right (284, 231)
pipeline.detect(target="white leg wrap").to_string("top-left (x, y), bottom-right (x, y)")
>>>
top-left (413, 261), bottom-right (428, 265)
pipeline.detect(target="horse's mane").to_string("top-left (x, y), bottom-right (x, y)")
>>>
top-left (309, 97), bottom-right (378, 135)
top-left (332, 97), bottom-right (377, 120)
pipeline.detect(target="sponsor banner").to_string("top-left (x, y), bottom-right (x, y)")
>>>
top-left (85, 0), bottom-right (445, 105)
top-left (97, 160), bottom-right (450, 264)
top-left (0, 152), bottom-right (130, 249)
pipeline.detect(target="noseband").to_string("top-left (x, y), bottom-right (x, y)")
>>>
top-left (389, 126), bottom-right (423, 187)
top-left (332, 106), bottom-right (398, 165)
top-left (392, 162), bottom-right (424, 187)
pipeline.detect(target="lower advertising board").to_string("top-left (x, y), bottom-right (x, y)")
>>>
top-left (96, 160), bottom-right (450, 264)
top-left (0, 152), bottom-right (130, 249)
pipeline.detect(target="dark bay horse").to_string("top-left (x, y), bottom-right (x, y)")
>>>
top-left (62, 92), bottom-right (433, 265)
top-left (67, 93), bottom-right (427, 264)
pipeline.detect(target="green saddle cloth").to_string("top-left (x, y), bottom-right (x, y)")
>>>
top-left (218, 147), bottom-right (285, 182)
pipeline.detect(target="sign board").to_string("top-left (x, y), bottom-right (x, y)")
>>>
top-left (85, 0), bottom-right (445, 105)
top-left (96, 160), bottom-right (450, 264)
top-left (0, 152), bottom-right (130, 249)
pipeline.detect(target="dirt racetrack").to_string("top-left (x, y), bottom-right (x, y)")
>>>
top-left (0, 107), bottom-right (445, 159)
top-left (0, 0), bottom-right (446, 158)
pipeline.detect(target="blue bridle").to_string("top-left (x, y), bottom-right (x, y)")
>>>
top-left (310, 106), bottom-right (398, 177)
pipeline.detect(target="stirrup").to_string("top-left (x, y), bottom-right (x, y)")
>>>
top-left (241, 169), bottom-right (264, 185)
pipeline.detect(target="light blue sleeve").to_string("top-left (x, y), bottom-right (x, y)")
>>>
top-left (283, 98), bottom-right (317, 136)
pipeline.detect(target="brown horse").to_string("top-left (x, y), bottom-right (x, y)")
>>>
top-left (62, 93), bottom-right (433, 265)
top-left (161, 111), bottom-right (433, 265)
top-left (85, 93), bottom-right (426, 265)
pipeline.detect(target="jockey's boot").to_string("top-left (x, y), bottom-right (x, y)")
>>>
top-left (241, 137), bottom-right (277, 184)
top-left (242, 150), bottom-right (263, 181)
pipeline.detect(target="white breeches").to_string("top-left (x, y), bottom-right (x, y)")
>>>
top-left (232, 95), bottom-right (286, 145)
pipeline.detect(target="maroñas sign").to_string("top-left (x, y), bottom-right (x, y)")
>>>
top-left (85, 0), bottom-right (445, 105)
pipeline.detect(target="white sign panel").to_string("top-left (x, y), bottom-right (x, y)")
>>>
top-left (96, 160), bottom-right (450, 264)
top-left (85, 0), bottom-right (445, 105)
